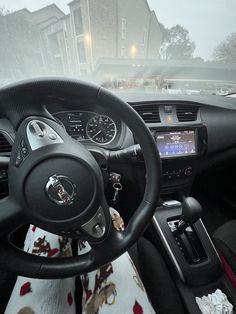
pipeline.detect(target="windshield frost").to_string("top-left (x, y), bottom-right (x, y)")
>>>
top-left (0, 0), bottom-right (236, 95)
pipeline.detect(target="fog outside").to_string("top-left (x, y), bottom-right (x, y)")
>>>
top-left (0, 0), bottom-right (236, 95)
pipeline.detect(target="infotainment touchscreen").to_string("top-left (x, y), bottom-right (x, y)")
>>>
top-left (156, 130), bottom-right (196, 158)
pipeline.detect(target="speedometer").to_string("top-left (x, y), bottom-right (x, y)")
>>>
top-left (86, 114), bottom-right (117, 145)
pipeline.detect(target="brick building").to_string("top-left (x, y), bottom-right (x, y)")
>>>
top-left (41, 0), bottom-right (162, 75)
top-left (1, 0), bottom-right (162, 80)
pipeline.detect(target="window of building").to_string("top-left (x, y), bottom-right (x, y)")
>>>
top-left (49, 33), bottom-right (60, 56)
top-left (77, 41), bottom-right (86, 63)
top-left (121, 18), bottom-right (126, 39)
top-left (121, 46), bottom-right (125, 57)
top-left (80, 68), bottom-right (87, 75)
top-left (74, 7), bottom-right (83, 36)
top-left (54, 55), bottom-right (63, 73)
top-left (142, 28), bottom-right (147, 45)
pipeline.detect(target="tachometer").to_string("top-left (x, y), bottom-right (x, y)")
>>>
top-left (86, 114), bottom-right (117, 145)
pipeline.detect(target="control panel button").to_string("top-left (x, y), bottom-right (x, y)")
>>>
top-left (27, 120), bottom-right (63, 150)
top-left (0, 169), bottom-right (7, 179)
top-left (163, 168), bottom-right (183, 180)
top-left (48, 133), bottom-right (57, 140)
top-left (81, 207), bottom-right (106, 238)
top-left (29, 121), bottom-right (46, 137)
top-left (15, 148), bottom-right (23, 167)
top-left (93, 224), bottom-right (104, 237)
top-left (15, 138), bottom-right (29, 167)
top-left (20, 139), bottom-right (29, 158)
top-left (184, 166), bottom-right (193, 176)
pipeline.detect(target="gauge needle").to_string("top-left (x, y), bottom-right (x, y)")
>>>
top-left (92, 130), bottom-right (102, 139)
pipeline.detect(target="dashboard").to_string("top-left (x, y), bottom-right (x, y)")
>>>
top-left (0, 92), bottom-right (236, 194)
top-left (40, 93), bottom-right (236, 193)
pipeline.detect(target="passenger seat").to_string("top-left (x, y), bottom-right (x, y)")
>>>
top-left (213, 220), bottom-right (236, 288)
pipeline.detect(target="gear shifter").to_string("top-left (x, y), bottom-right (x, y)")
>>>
top-left (170, 197), bottom-right (206, 264)
top-left (177, 197), bottom-right (203, 233)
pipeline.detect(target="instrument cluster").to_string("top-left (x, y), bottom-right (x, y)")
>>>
top-left (53, 111), bottom-right (118, 146)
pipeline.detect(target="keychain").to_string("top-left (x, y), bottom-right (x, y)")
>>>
top-left (111, 182), bottom-right (123, 205)
top-left (110, 207), bottom-right (125, 231)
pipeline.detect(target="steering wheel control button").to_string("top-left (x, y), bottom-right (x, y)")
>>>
top-left (29, 121), bottom-right (46, 137)
top-left (27, 120), bottom-right (63, 150)
top-left (81, 207), bottom-right (106, 239)
top-left (15, 148), bottom-right (23, 167)
top-left (15, 138), bottom-right (30, 167)
top-left (97, 213), bottom-right (103, 222)
top-left (20, 139), bottom-right (29, 158)
top-left (93, 224), bottom-right (104, 237)
top-left (48, 133), bottom-right (57, 140)
top-left (45, 174), bottom-right (76, 206)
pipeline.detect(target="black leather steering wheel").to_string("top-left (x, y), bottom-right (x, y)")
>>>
top-left (0, 78), bottom-right (161, 279)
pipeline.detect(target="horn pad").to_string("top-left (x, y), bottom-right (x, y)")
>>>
top-left (24, 157), bottom-right (97, 221)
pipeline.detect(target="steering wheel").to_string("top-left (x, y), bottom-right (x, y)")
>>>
top-left (0, 78), bottom-right (161, 279)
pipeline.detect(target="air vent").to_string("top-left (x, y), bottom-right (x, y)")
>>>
top-left (0, 133), bottom-right (12, 153)
top-left (176, 105), bottom-right (199, 122)
top-left (134, 104), bottom-right (161, 123)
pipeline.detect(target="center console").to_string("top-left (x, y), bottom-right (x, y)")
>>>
top-left (152, 198), bottom-right (221, 286)
top-left (150, 125), bottom-right (208, 193)
top-left (151, 197), bottom-right (236, 313)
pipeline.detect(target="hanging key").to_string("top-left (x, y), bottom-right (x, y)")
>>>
top-left (111, 182), bottom-right (123, 204)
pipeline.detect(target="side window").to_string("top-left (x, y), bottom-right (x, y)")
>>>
top-left (121, 18), bottom-right (126, 39)
top-left (74, 7), bottom-right (83, 36)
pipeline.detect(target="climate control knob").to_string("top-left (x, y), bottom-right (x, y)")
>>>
top-left (183, 166), bottom-right (193, 177)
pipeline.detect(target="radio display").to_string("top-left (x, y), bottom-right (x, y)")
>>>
top-left (156, 130), bottom-right (196, 158)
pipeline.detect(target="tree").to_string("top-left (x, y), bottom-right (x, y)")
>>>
top-left (213, 32), bottom-right (236, 63)
top-left (160, 24), bottom-right (196, 60)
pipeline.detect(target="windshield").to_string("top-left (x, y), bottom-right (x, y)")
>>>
top-left (0, 0), bottom-right (236, 95)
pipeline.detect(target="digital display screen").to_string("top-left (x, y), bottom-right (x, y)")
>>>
top-left (156, 130), bottom-right (196, 158)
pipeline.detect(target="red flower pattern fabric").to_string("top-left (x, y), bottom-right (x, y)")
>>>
top-left (5, 221), bottom-right (155, 314)
top-left (133, 300), bottom-right (144, 314)
top-left (67, 292), bottom-right (74, 306)
top-left (20, 282), bottom-right (32, 296)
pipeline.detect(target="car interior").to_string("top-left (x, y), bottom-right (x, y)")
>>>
top-left (0, 1), bottom-right (236, 313)
top-left (0, 79), bottom-right (236, 314)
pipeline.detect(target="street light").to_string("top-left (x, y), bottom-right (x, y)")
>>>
top-left (130, 44), bottom-right (137, 58)
top-left (85, 33), bottom-right (92, 46)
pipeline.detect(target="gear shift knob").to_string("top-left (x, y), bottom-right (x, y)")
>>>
top-left (182, 197), bottom-right (203, 224)
top-left (177, 197), bottom-right (203, 232)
